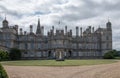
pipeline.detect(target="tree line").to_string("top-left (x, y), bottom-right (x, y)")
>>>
top-left (103, 50), bottom-right (120, 59)
top-left (0, 48), bottom-right (120, 61)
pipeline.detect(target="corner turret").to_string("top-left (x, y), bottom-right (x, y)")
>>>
top-left (106, 20), bottom-right (112, 31)
top-left (2, 16), bottom-right (9, 28)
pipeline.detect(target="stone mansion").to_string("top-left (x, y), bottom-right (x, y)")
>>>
top-left (0, 17), bottom-right (112, 60)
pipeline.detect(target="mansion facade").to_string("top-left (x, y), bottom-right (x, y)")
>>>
top-left (0, 18), bottom-right (112, 60)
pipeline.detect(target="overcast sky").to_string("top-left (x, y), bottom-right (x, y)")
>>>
top-left (0, 0), bottom-right (120, 50)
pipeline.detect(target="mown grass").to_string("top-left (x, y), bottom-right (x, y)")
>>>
top-left (1, 59), bottom-right (117, 66)
top-left (115, 57), bottom-right (120, 59)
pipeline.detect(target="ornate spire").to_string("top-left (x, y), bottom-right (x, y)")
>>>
top-left (3, 13), bottom-right (8, 22)
top-left (108, 19), bottom-right (110, 22)
top-left (106, 18), bottom-right (112, 30)
top-left (2, 13), bottom-right (9, 28)
top-left (5, 13), bottom-right (6, 20)
top-left (106, 18), bottom-right (111, 26)
top-left (36, 18), bottom-right (41, 34)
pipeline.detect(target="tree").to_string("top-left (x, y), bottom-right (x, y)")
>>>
top-left (0, 50), bottom-right (9, 61)
top-left (9, 48), bottom-right (21, 60)
top-left (103, 52), bottom-right (114, 59)
top-left (103, 50), bottom-right (118, 59)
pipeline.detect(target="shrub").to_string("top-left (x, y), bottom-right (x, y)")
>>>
top-left (104, 52), bottom-right (114, 59)
top-left (9, 48), bottom-right (21, 60)
top-left (103, 50), bottom-right (118, 59)
top-left (0, 50), bottom-right (9, 61)
top-left (0, 64), bottom-right (9, 78)
top-left (112, 50), bottom-right (119, 57)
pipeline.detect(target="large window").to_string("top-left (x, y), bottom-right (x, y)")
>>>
top-left (43, 52), bottom-right (47, 57)
top-left (38, 43), bottom-right (41, 49)
top-left (6, 42), bottom-right (10, 47)
top-left (106, 36), bottom-right (109, 40)
top-left (25, 43), bottom-right (28, 49)
top-left (31, 41), bottom-right (34, 49)
top-left (37, 52), bottom-right (42, 57)
top-left (73, 52), bottom-right (77, 56)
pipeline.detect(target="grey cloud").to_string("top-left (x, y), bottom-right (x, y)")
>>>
top-left (0, 5), bottom-right (23, 18)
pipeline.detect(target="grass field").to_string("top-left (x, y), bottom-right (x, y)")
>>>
top-left (1, 59), bottom-right (117, 66)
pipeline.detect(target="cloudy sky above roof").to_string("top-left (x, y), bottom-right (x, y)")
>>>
top-left (0, 0), bottom-right (120, 50)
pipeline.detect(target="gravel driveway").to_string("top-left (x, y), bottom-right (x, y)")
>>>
top-left (3, 60), bottom-right (120, 78)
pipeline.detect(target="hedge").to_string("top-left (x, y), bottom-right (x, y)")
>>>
top-left (103, 50), bottom-right (119, 59)
top-left (0, 50), bottom-right (9, 61)
top-left (0, 64), bottom-right (8, 78)
top-left (9, 48), bottom-right (21, 60)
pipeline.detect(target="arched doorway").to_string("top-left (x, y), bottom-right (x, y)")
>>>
top-left (68, 51), bottom-right (72, 57)
top-left (48, 51), bottom-right (52, 57)
top-left (56, 51), bottom-right (65, 61)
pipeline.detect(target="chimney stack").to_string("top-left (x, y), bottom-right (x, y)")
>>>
top-left (76, 26), bottom-right (79, 37)
top-left (65, 26), bottom-right (67, 35)
top-left (52, 26), bottom-right (54, 35)
top-left (24, 31), bottom-right (27, 35)
top-left (41, 26), bottom-right (44, 35)
top-left (92, 27), bottom-right (94, 33)
top-left (70, 29), bottom-right (72, 37)
top-left (80, 27), bottom-right (82, 37)
top-left (15, 25), bottom-right (18, 34)
top-left (89, 26), bottom-right (91, 33)
top-left (20, 28), bottom-right (23, 35)
top-left (30, 25), bottom-right (33, 33)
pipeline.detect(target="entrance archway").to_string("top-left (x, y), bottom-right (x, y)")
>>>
top-left (55, 49), bottom-right (65, 61)
top-left (68, 51), bottom-right (72, 57)
top-left (48, 51), bottom-right (52, 57)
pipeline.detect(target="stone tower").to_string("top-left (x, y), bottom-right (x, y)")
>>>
top-left (2, 17), bottom-right (9, 28)
top-left (106, 20), bottom-right (112, 50)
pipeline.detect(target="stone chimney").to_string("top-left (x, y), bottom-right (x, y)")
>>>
top-left (30, 25), bottom-right (33, 33)
top-left (88, 26), bottom-right (91, 33)
top-left (92, 27), bottom-right (94, 33)
top-left (65, 26), bottom-right (67, 35)
top-left (41, 26), bottom-right (44, 35)
top-left (52, 26), bottom-right (54, 35)
top-left (76, 26), bottom-right (79, 37)
top-left (20, 28), bottom-right (23, 35)
top-left (15, 25), bottom-right (18, 34)
top-left (70, 29), bottom-right (72, 37)
top-left (24, 31), bottom-right (27, 35)
top-left (80, 27), bottom-right (82, 37)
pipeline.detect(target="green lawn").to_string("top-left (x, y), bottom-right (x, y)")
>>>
top-left (115, 57), bottom-right (120, 59)
top-left (1, 60), bottom-right (117, 66)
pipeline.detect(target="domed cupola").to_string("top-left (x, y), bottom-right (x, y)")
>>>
top-left (3, 19), bottom-right (8, 23)
top-left (106, 21), bottom-right (111, 26)
top-left (106, 20), bottom-right (112, 30)
top-left (2, 17), bottom-right (9, 28)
